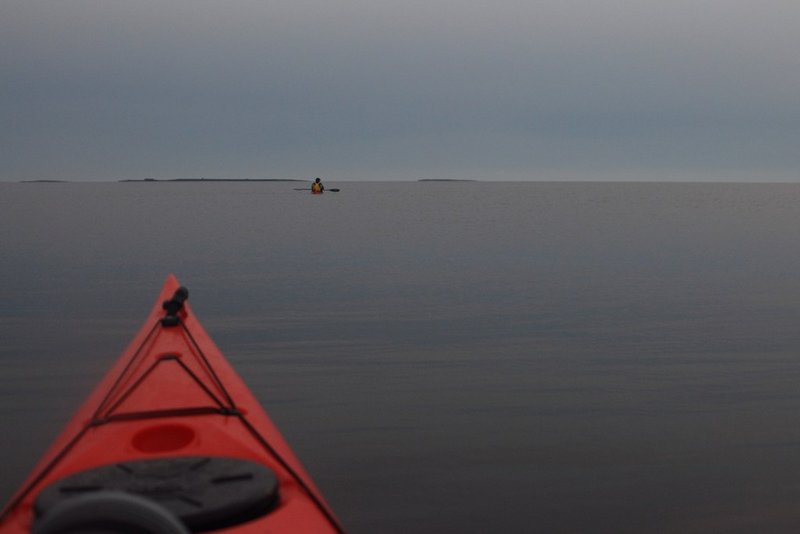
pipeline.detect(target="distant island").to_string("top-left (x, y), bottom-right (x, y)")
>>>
top-left (119, 178), bottom-right (308, 183)
top-left (418, 179), bottom-right (477, 182)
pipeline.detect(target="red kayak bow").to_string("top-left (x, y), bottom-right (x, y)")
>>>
top-left (0, 275), bottom-right (343, 533)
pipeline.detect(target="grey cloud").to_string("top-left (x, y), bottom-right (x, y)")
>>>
top-left (1, 0), bottom-right (799, 181)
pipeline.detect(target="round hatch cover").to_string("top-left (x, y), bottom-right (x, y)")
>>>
top-left (34, 456), bottom-right (279, 532)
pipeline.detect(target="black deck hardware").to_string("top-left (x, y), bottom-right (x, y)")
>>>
top-left (162, 287), bottom-right (189, 326)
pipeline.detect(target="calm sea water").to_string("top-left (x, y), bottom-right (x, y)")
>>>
top-left (2, 181), bottom-right (800, 532)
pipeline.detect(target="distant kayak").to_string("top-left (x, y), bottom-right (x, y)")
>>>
top-left (294, 188), bottom-right (340, 193)
top-left (0, 276), bottom-right (343, 533)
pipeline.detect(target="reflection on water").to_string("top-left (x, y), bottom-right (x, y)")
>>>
top-left (2, 181), bottom-right (800, 532)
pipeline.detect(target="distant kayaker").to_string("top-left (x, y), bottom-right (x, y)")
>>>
top-left (311, 177), bottom-right (325, 194)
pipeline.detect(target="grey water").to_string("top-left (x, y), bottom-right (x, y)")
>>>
top-left (2, 181), bottom-right (800, 532)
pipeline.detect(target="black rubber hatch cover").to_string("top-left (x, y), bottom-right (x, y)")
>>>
top-left (34, 456), bottom-right (279, 532)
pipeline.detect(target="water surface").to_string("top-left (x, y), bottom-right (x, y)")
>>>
top-left (2, 181), bottom-right (800, 532)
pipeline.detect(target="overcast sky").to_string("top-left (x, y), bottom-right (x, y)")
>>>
top-left (1, 0), bottom-right (798, 182)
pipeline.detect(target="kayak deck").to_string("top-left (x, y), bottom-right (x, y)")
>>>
top-left (0, 276), bottom-right (342, 533)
